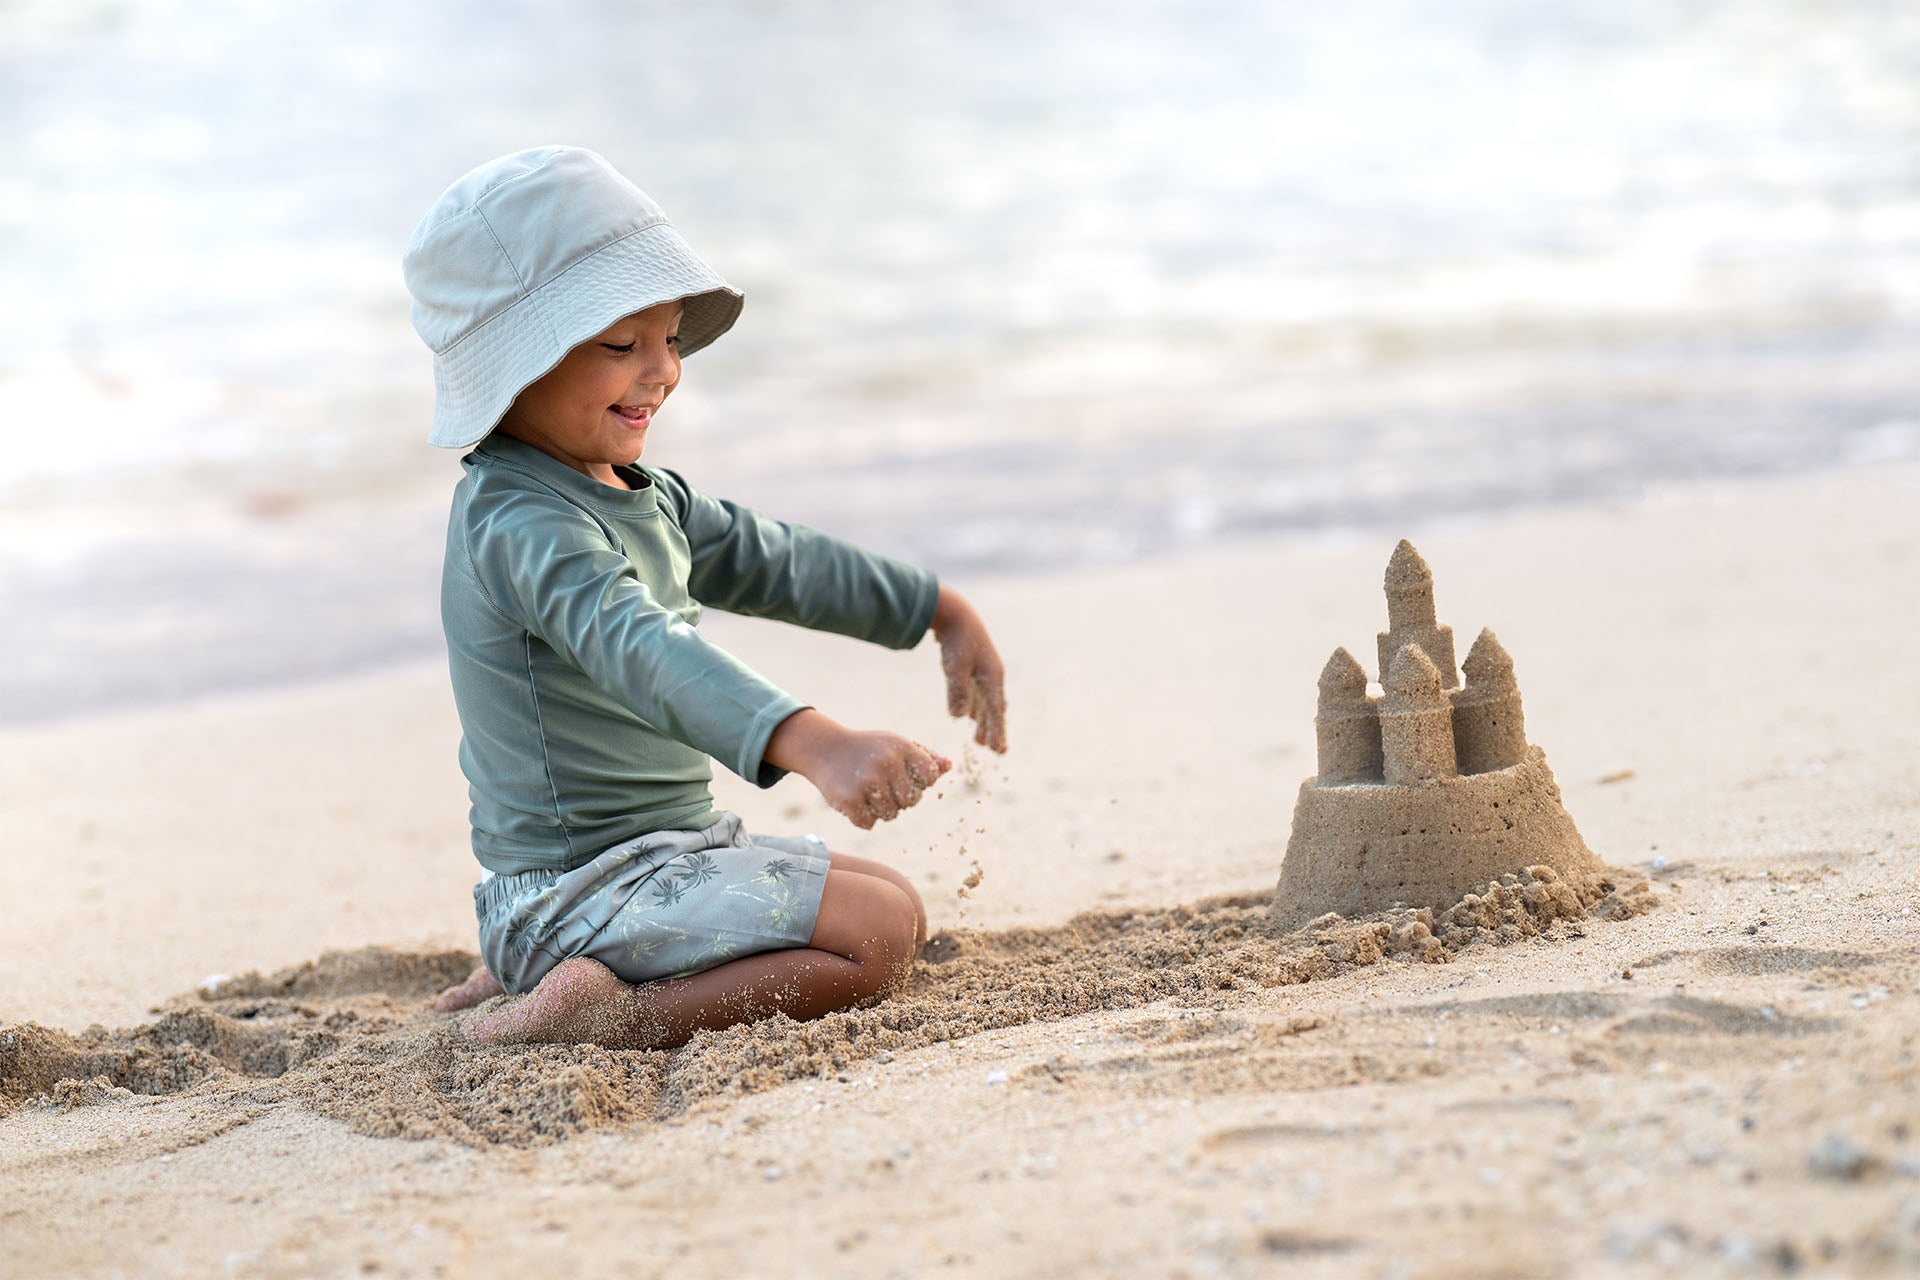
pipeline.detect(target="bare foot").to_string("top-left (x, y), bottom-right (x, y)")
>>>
top-left (433, 964), bottom-right (504, 1012)
top-left (465, 957), bottom-right (634, 1046)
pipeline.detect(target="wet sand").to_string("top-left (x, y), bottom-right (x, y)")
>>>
top-left (3, 462), bottom-right (1918, 1277)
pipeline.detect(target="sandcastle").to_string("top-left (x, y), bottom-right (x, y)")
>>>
top-left (1273, 540), bottom-right (1600, 927)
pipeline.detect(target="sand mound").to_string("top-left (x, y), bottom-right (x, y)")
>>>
top-left (0, 868), bottom-right (1652, 1147)
top-left (203, 946), bottom-right (477, 1001)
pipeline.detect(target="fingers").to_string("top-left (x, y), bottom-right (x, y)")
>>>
top-left (836, 786), bottom-right (881, 830)
top-left (817, 733), bottom-right (955, 831)
top-left (966, 671), bottom-right (1009, 754)
top-left (882, 742), bottom-right (950, 817)
top-left (946, 658), bottom-right (1009, 752)
top-left (939, 623), bottom-right (1010, 754)
top-left (864, 783), bottom-right (900, 825)
top-left (968, 679), bottom-right (990, 747)
top-left (856, 741), bottom-right (952, 827)
top-left (902, 743), bottom-right (951, 789)
top-left (943, 649), bottom-right (970, 718)
top-left (986, 681), bottom-right (1007, 753)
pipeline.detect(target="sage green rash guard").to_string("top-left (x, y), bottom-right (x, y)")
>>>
top-left (442, 434), bottom-right (940, 875)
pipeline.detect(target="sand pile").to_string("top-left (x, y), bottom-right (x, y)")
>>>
top-left (1, 868), bottom-right (1652, 1148)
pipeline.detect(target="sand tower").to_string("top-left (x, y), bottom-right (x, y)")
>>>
top-left (1274, 543), bottom-right (1598, 927)
top-left (1378, 541), bottom-right (1456, 690)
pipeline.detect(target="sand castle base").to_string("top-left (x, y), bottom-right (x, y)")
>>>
top-left (1274, 745), bottom-right (1600, 929)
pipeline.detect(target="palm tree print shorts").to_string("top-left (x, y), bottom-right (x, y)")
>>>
top-left (472, 812), bottom-right (832, 995)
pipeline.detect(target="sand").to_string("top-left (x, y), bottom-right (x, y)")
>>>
top-left (3, 462), bottom-right (1919, 1277)
top-left (1276, 543), bottom-right (1602, 926)
top-left (0, 866), bottom-right (1649, 1148)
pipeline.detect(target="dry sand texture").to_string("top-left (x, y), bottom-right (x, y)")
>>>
top-left (2, 463), bottom-right (1919, 1278)
top-left (0, 869), bottom-right (1651, 1148)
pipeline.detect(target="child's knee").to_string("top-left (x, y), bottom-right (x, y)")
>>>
top-left (832, 853), bottom-right (927, 949)
top-left (881, 871), bottom-right (928, 947)
top-left (813, 871), bottom-right (919, 995)
top-left (896, 873), bottom-right (927, 919)
top-left (851, 882), bottom-right (917, 995)
top-left (870, 883), bottom-right (919, 990)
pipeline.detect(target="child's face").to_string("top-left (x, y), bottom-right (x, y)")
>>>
top-left (496, 300), bottom-right (684, 484)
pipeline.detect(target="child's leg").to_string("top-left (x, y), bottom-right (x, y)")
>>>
top-left (463, 861), bottom-right (919, 1049)
top-left (824, 851), bottom-right (928, 947)
top-left (435, 852), bottom-right (923, 1015)
top-left (434, 854), bottom-right (926, 1016)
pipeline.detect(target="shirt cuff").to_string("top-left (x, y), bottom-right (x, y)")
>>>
top-left (887, 569), bottom-right (941, 650)
top-left (739, 693), bottom-right (812, 788)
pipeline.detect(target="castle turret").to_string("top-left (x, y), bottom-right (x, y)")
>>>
top-left (1451, 628), bottom-right (1527, 774)
top-left (1381, 643), bottom-right (1458, 783)
top-left (1315, 647), bottom-right (1384, 784)
top-left (1377, 540), bottom-right (1458, 689)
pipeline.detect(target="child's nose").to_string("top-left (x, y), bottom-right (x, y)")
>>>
top-left (633, 347), bottom-right (680, 387)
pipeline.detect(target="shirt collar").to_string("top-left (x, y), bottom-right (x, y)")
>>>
top-left (470, 433), bottom-right (659, 514)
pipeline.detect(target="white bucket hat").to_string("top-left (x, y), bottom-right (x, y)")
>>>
top-left (403, 146), bottom-right (743, 449)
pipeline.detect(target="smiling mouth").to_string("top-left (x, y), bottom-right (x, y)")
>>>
top-left (610, 404), bottom-right (654, 426)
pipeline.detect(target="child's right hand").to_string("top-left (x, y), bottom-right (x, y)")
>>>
top-left (765, 709), bottom-right (951, 830)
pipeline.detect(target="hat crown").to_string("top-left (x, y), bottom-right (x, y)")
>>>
top-left (403, 146), bottom-right (668, 354)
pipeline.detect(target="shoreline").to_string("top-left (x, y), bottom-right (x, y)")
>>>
top-left (1, 455), bottom-right (1908, 730)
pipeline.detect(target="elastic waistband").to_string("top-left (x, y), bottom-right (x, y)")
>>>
top-left (473, 865), bottom-right (561, 913)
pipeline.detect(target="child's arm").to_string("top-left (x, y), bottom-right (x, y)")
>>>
top-left (655, 470), bottom-right (938, 651)
top-left (931, 584), bottom-right (1008, 755)
top-left (764, 708), bottom-right (951, 830)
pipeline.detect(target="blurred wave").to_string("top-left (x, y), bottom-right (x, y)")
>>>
top-left (2, 0), bottom-right (1917, 715)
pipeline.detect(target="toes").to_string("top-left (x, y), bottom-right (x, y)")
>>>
top-left (433, 980), bottom-right (477, 1012)
top-left (433, 965), bottom-right (504, 1012)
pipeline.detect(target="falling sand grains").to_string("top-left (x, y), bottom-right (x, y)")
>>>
top-left (0, 868), bottom-right (1653, 1149)
top-left (945, 745), bottom-right (1006, 913)
top-left (957, 861), bottom-right (985, 898)
top-left (958, 744), bottom-right (987, 792)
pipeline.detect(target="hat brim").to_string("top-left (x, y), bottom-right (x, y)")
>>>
top-left (426, 220), bottom-right (742, 450)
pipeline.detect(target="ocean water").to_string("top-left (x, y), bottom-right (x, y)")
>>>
top-left (3, 0), bottom-right (1918, 718)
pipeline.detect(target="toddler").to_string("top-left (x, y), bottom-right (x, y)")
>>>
top-left (402, 147), bottom-right (1007, 1048)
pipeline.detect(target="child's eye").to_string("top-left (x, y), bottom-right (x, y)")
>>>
top-left (600, 342), bottom-right (636, 354)
top-left (665, 335), bottom-right (680, 346)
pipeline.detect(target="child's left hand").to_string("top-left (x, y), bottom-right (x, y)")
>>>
top-left (932, 585), bottom-right (1008, 754)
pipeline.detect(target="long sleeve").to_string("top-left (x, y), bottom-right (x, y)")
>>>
top-left (652, 469), bottom-right (939, 650)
